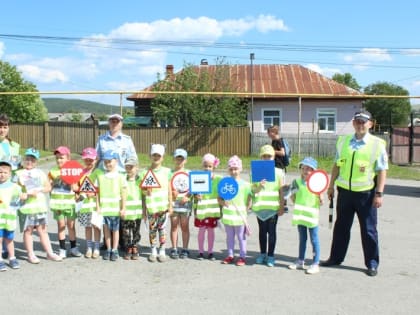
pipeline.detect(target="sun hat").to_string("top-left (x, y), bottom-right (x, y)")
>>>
top-left (173, 148), bottom-right (188, 159)
top-left (259, 144), bottom-right (275, 157)
top-left (81, 147), bottom-right (97, 160)
top-left (125, 157), bottom-right (138, 166)
top-left (102, 150), bottom-right (118, 160)
top-left (150, 144), bottom-right (165, 156)
top-left (227, 155), bottom-right (242, 171)
top-left (54, 146), bottom-right (71, 156)
top-left (25, 148), bottom-right (40, 160)
top-left (202, 153), bottom-right (220, 168)
top-left (298, 157), bottom-right (318, 170)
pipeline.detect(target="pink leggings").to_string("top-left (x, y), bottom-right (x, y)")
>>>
top-left (197, 226), bottom-right (215, 254)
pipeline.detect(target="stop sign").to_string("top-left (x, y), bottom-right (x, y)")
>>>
top-left (60, 160), bottom-right (84, 184)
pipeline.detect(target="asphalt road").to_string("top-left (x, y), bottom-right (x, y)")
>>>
top-left (1, 165), bottom-right (419, 315)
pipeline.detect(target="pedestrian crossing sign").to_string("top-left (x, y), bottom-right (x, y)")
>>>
top-left (140, 169), bottom-right (161, 189)
top-left (79, 176), bottom-right (97, 193)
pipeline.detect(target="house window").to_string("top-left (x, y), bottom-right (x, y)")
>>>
top-left (263, 109), bottom-right (281, 131)
top-left (317, 109), bottom-right (336, 133)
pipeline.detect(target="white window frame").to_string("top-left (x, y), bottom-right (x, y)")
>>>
top-left (317, 108), bottom-right (336, 133)
top-left (262, 108), bottom-right (282, 131)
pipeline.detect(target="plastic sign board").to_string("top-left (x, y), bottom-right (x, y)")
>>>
top-left (189, 171), bottom-right (211, 194)
top-left (79, 176), bottom-right (97, 193)
top-left (218, 177), bottom-right (239, 201)
top-left (251, 160), bottom-right (275, 182)
top-left (60, 160), bottom-right (84, 184)
top-left (140, 169), bottom-right (161, 189)
top-left (307, 170), bottom-right (329, 195)
top-left (171, 171), bottom-right (189, 193)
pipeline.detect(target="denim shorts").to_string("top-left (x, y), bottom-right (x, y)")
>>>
top-left (103, 216), bottom-right (120, 231)
top-left (0, 229), bottom-right (14, 240)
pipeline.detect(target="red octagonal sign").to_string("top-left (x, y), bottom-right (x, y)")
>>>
top-left (60, 160), bottom-right (84, 184)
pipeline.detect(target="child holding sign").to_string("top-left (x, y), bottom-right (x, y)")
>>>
top-left (251, 145), bottom-right (285, 267)
top-left (169, 148), bottom-right (192, 259)
top-left (16, 149), bottom-right (62, 264)
top-left (140, 144), bottom-right (173, 263)
top-left (219, 155), bottom-right (251, 266)
top-left (76, 147), bottom-right (103, 259)
top-left (288, 157), bottom-right (323, 274)
top-left (48, 146), bottom-right (80, 258)
top-left (194, 153), bottom-right (221, 261)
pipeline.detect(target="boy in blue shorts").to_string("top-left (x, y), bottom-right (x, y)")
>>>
top-left (0, 160), bottom-right (26, 270)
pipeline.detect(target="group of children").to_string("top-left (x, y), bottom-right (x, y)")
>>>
top-left (0, 142), bottom-right (324, 275)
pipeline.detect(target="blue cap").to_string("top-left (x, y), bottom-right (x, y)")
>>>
top-left (298, 157), bottom-right (317, 170)
top-left (25, 148), bottom-right (40, 160)
top-left (103, 150), bottom-right (118, 160)
top-left (173, 148), bottom-right (188, 159)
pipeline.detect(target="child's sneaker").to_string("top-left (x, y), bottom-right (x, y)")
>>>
top-left (255, 253), bottom-right (266, 264)
top-left (288, 260), bottom-right (306, 270)
top-left (306, 264), bottom-right (320, 274)
top-left (0, 261), bottom-right (7, 271)
top-left (148, 254), bottom-right (157, 262)
top-left (9, 258), bottom-right (20, 269)
top-left (196, 253), bottom-right (204, 260)
top-left (58, 249), bottom-right (67, 259)
top-left (103, 250), bottom-right (111, 260)
top-left (47, 253), bottom-right (63, 262)
top-left (110, 250), bottom-right (119, 261)
top-left (92, 249), bottom-right (100, 259)
top-left (170, 248), bottom-right (179, 259)
top-left (27, 254), bottom-right (40, 264)
top-left (207, 253), bottom-right (216, 261)
top-left (157, 248), bottom-right (166, 262)
top-left (222, 256), bottom-right (234, 264)
top-left (266, 256), bottom-right (275, 267)
top-left (179, 249), bottom-right (190, 259)
top-left (70, 247), bottom-right (82, 257)
top-left (236, 257), bottom-right (246, 266)
top-left (85, 248), bottom-right (93, 258)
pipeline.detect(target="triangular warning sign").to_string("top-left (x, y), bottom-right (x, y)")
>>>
top-left (79, 176), bottom-right (97, 193)
top-left (140, 169), bottom-right (161, 189)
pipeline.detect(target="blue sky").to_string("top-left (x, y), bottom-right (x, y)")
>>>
top-left (1, 1), bottom-right (420, 107)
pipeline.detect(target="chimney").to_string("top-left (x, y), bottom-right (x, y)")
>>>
top-left (166, 64), bottom-right (174, 75)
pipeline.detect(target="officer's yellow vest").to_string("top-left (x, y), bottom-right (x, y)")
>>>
top-left (335, 134), bottom-right (385, 192)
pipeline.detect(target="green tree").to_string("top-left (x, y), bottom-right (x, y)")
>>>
top-left (363, 82), bottom-right (411, 129)
top-left (332, 73), bottom-right (361, 91)
top-left (0, 60), bottom-right (48, 122)
top-left (151, 59), bottom-right (248, 127)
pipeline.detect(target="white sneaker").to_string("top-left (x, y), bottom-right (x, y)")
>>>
top-left (157, 248), bottom-right (166, 262)
top-left (92, 249), bottom-right (100, 259)
top-left (306, 264), bottom-right (320, 274)
top-left (70, 247), bottom-right (82, 257)
top-left (85, 248), bottom-right (92, 258)
top-left (58, 249), bottom-right (67, 259)
top-left (288, 260), bottom-right (306, 270)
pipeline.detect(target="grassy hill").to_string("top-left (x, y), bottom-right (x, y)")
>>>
top-left (42, 98), bottom-right (132, 114)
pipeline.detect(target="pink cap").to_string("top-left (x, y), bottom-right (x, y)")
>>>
top-left (54, 146), bottom-right (71, 156)
top-left (81, 147), bottom-right (97, 160)
top-left (228, 155), bottom-right (242, 171)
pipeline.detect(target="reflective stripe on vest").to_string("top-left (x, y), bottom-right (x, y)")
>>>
top-left (142, 167), bottom-right (171, 214)
top-left (125, 178), bottom-right (142, 220)
top-left (49, 167), bottom-right (75, 211)
top-left (0, 185), bottom-right (21, 231)
top-left (195, 175), bottom-right (222, 219)
top-left (335, 134), bottom-right (382, 192)
top-left (252, 168), bottom-right (282, 213)
top-left (98, 173), bottom-right (125, 216)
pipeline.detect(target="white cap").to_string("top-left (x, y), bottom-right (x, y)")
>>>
top-left (150, 144), bottom-right (165, 156)
top-left (108, 114), bottom-right (123, 121)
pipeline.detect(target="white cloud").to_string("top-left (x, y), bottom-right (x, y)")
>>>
top-left (306, 63), bottom-right (341, 78)
top-left (344, 48), bottom-right (392, 63)
top-left (401, 49), bottom-right (420, 57)
top-left (18, 64), bottom-right (68, 83)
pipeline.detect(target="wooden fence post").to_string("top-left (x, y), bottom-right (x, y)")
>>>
top-left (43, 121), bottom-right (49, 151)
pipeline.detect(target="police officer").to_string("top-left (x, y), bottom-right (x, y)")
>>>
top-left (96, 114), bottom-right (137, 173)
top-left (321, 110), bottom-right (388, 277)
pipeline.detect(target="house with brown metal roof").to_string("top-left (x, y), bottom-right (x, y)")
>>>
top-left (127, 63), bottom-right (364, 135)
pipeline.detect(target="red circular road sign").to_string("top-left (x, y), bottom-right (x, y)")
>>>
top-left (60, 160), bottom-right (84, 184)
top-left (307, 170), bottom-right (329, 195)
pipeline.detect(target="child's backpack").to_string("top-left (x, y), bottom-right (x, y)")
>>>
top-left (281, 138), bottom-right (291, 167)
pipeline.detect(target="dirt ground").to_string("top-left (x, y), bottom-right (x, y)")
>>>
top-left (1, 170), bottom-right (419, 315)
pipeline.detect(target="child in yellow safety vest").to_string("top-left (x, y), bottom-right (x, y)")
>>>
top-left (15, 149), bottom-right (63, 264)
top-left (48, 146), bottom-right (80, 259)
top-left (288, 157), bottom-right (323, 275)
top-left (95, 150), bottom-right (127, 261)
top-left (0, 160), bottom-right (27, 271)
top-left (140, 144), bottom-right (173, 263)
